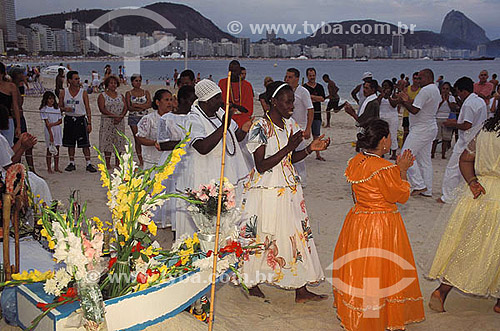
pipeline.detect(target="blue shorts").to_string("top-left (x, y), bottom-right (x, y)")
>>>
top-left (128, 114), bottom-right (144, 126)
top-left (312, 119), bottom-right (322, 137)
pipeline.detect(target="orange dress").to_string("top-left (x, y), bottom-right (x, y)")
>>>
top-left (333, 153), bottom-right (424, 331)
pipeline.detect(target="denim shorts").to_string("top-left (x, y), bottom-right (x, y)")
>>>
top-left (312, 119), bottom-right (322, 137)
top-left (128, 114), bottom-right (144, 126)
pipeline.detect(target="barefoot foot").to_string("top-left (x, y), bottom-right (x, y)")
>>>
top-left (295, 287), bottom-right (328, 303)
top-left (411, 188), bottom-right (427, 196)
top-left (429, 290), bottom-right (445, 312)
top-left (248, 285), bottom-right (265, 298)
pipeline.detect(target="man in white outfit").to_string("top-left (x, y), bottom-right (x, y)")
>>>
top-left (400, 69), bottom-right (440, 197)
top-left (284, 68), bottom-right (314, 188)
top-left (437, 77), bottom-right (487, 203)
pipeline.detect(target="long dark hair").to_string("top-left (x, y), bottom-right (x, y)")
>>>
top-left (356, 119), bottom-right (390, 150)
top-left (483, 111), bottom-right (500, 136)
top-left (40, 91), bottom-right (59, 110)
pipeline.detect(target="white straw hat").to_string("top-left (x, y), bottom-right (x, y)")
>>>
top-left (195, 79), bottom-right (222, 102)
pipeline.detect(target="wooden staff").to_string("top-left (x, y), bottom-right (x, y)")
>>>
top-left (2, 193), bottom-right (12, 280)
top-left (208, 71), bottom-right (232, 331)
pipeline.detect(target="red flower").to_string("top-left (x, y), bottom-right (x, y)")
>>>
top-left (108, 257), bottom-right (117, 269)
top-left (137, 272), bottom-right (148, 284)
top-left (36, 302), bottom-right (49, 311)
top-left (174, 259), bottom-right (182, 267)
top-left (131, 241), bottom-right (144, 253)
top-left (63, 287), bottom-right (77, 299)
top-left (206, 250), bottom-right (213, 257)
top-left (141, 224), bottom-right (147, 232)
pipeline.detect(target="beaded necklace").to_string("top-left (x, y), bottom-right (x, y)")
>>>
top-left (363, 151), bottom-right (381, 158)
top-left (265, 113), bottom-right (298, 189)
top-left (196, 105), bottom-right (236, 156)
top-left (229, 79), bottom-right (242, 106)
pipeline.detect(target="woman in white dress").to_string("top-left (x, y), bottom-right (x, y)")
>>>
top-left (156, 86), bottom-right (196, 230)
top-left (378, 80), bottom-right (400, 160)
top-left (136, 89), bottom-right (173, 170)
top-left (239, 81), bottom-right (330, 303)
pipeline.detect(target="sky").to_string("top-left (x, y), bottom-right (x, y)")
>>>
top-left (15, 0), bottom-right (500, 41)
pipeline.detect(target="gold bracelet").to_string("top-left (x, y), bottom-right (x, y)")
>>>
top-left (467, 176), bottom-right (478, 185)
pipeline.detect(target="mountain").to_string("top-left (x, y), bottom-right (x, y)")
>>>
top-left (440, 10), bottom-right (489, 46)
top-left (17, 2), bottom-right (235, 42)
top-left (296, 19), bottom-right (475, 49)
top-left (486, 39), bottom-right (500, 56)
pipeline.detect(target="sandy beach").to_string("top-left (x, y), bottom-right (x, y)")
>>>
top-left (1, 78), bottom-right (498, 331)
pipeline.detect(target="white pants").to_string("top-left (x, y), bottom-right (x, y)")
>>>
top-left (440, 150), bottom-right (464, 203)
top-left (401, 125), bottom-right (437, 196)
top-left (380, 113), bottom-right (399, 150)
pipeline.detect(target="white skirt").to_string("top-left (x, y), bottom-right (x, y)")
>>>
top-left (44, 125), bottom-right (62, 148)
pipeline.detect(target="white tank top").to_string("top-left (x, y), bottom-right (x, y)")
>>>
top-left (92, 72), bottom-right (99, 80)
top-left (379, 98), bottom-right (397, 117)
top-left (64, 88), bottom-right (86, 117)
top-left (357, 86), bottom-right (366, 106)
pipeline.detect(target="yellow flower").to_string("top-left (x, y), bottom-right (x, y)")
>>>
top-left (37, 219), bottom-right (43, 225)
top-left (148, 273), bottom-right (160, 283)
top-left (146, 221), bottom-right (157, 236)
top-left (140, 245), bottom-right (156, 257)
top-left (130, 177), bottom-right (142, 190)
top-left (11, 270), bottom-right (54, 282)
top-left (92, 217), bottom-right (104, 232)
top-left (136, 283), bottom-right (149, 292)
top-left (192, 232), bottom-right (199, 245)
top-left (40, 228), bottom-right (50, 240)
top-left (48, 241), bottom-right (56, 249)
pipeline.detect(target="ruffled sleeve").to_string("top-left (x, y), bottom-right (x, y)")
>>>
top-left (246, 120), bottom-right (269, 154)
top-left (465, 136), bottom-right (477, 156)
top-left (376, 165), bottom-right (411, 204)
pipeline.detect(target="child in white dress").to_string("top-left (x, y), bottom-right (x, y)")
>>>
top-left (39, 91), bottom-right (62, 173)
top-left (239, 81), bottom-right (330, 303)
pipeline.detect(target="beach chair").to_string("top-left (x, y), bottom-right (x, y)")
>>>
top-left (1, 164), bottom-right (27, 281)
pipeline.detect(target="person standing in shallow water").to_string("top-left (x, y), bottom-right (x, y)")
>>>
top-left (333, 119), bottom-right (424, 331)
top-left (239, 81), bottom-right (330, 303)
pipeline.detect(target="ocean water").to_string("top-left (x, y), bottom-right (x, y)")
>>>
top-left (42, 58), bottom-right (500, 101)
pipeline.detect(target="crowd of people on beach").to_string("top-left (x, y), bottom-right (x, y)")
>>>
top-left (1, 58), bottom-right (499, 331)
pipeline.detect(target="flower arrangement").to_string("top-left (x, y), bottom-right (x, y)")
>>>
top-left (0, 132), bottom-right (260, 330)
top-left (95, 133), bottom-right (193, 298)
top-left (185, 179), bottom-right (236, 218)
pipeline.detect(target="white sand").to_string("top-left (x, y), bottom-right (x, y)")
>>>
top-left (1, 79), bottom-right (498, 330)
